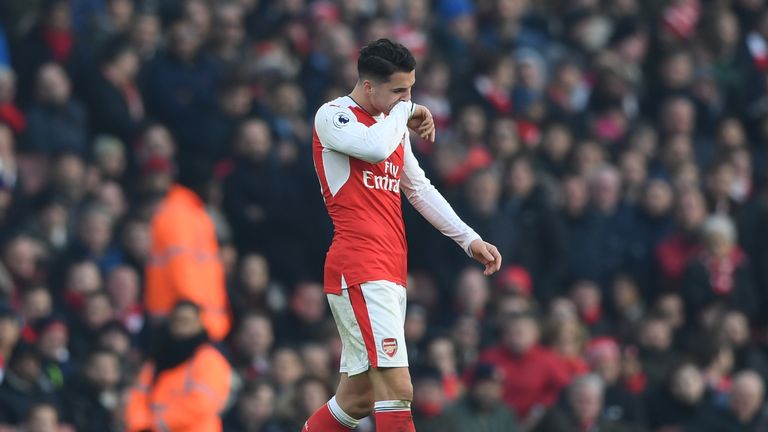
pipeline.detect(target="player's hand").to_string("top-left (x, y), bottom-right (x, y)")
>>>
top-left (469, 239), bottom-right (502, 276)
top-left (408, 103), bottom-right (436, 142)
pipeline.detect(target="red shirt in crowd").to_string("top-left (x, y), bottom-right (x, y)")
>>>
top-left (476, 344), bottom-right (572, 419)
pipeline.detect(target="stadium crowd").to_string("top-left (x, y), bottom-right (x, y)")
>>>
top-left (0, 0), bottom-right (768, 430)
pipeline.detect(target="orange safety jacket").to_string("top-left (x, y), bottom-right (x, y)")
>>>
top-left (124, 344), bottom-right (232, 432)
top-left (145, 185), bottom-right (231, 341)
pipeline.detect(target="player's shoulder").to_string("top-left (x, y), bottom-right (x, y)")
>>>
top-left (315, 96), bottom-right (356, 126)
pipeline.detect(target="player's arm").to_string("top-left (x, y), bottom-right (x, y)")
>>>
top-left (315, 101), bottom-right (414, 163)
top-left (400, 135), bottom-right (502, 275)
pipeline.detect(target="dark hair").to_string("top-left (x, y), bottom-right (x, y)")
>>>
top-left (357, 39), bottom-right (416, 83)
top-left (85, 348), bottom-right (119, 365)
top-left (100, 36), bottom-right (136, 66)
top-left (176, 158), bottom-right (214, 197)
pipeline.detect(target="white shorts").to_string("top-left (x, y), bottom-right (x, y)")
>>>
top-left (327, 280), bottom-right (408, 376)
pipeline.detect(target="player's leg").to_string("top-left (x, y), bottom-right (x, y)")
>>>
top-left (335, 372), bottom-right (375, 418)
top-left (368, 366), bottom-right (415, 432)
top-left (303, 289), bottom-right (376, 431)
top-left (354, 281), bottom-right (416, 432)
top-left (302, 372), bottom-right (373, 431)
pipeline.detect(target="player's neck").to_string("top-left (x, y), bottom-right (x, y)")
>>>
top-left (349, 85), bottom-right (381, 117)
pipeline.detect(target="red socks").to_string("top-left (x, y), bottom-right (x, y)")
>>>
top-left (374, 400), bottom-right (415, 432)
top-left (302, 397), bottom-right (358, 431)
top-left (302, 397), bottom-right (414, 431)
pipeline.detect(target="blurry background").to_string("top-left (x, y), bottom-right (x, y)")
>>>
top-left (0, 0), bottom-right (768, 431)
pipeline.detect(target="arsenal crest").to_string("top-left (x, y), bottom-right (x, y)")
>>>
top-left (382, 338), bottom-right (398, 357)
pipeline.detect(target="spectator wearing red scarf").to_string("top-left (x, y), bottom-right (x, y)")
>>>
top-left (682, 215), bottom-right (757, 320)
top-left (16, 0), bottom-right (85, 105)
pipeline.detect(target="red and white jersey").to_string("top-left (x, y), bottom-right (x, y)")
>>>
top-left (313, 96), bottom-right (480, 294)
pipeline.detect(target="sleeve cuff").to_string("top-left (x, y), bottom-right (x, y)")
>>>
top-left (462, 233), bottom-right (482, 257)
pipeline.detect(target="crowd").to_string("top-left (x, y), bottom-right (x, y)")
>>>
top-left (0, 0), bottom-right (767, 430)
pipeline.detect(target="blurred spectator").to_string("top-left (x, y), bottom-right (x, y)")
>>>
top-left (453, 267), bottom-right (490, 319)
top-left (15, 0), bottom-right (88, 104)
top-left (570, 279), bottom-right (612, 336)
top-left (475, 312), bottom-right (571, 421)
top-left (533, 374), bottom-right (634, 432)
top-left (91, 136), bottom-right (126, 182)
top-left (719, 310), bottom-right (768, 383)
top-left (269, 347), bottom-right (304, 412)
top-left (230, 253), bottom-right (285, 319)
top-left (95, 321), bottom-right (133, 368)
top-left (232, 311), bottom-right (274, 381)
top-left (49, 153), bottom-right (87, 207)
top-left (646, 361), bottom-right (711, 432)
top-left (608, 274), bottom-right (645, 341)
top-left (69, 204), bottom-right (121, 274)
top-left (193, 72), bottom-right (254, 163)
top-left (104, 266), bottom-right (142, 335)
top-left (18, 286), bottom-right (52, 339)
top-left (278, 375), bottom-right (332, 430)
top-left (69, 290), bottom-right (114, 360)
top-left (275, 282), bottom-right (328, 344)
top-left (423, 334), bottom-right (462, 402)
top-left (0, 67), bottom-right (25, 135)
top-left (22, 63), bottom-right (87, 155)
top-left (299, 343), bottom-right (332, 383)
top-left (0, 344), bottom-right (56, 426)
top-left (2, 235), bottom-right (46, 297)
top-left (124, 301), bottom-right (232, 432)
top-left (129, 10), bottom-right (161, 63)
top-left (87, 0), bottom-right (134, 50)
top-left (656, 187), bottom-right (707, 292)
top-left (585, 337), bottom-right (647, 428)
top-left (497, 155), bottom-right (566, 302)
top-left (142, 19), bottom-right (217, 150)
top-left (34, 316), bottom-right (71, 389)
top-left (404, 303), bottom-right (428, 365)
top-left (542, 318), bottom-right (589, 377)
top-left (411, 365), bottom-right (458, 432)
top-left (60, 349), bottom-right (121, 432)
top-left (9, 402), bottom-right (74, 432)
top-left (85, 36), bottom-right (144, 144)
top-left (222, 120), bottom-right (287, 256)
top-left (685, 370), bottom-right (767, 431)
top-left (693, 338), bottom-right (735, 398)
top-left (637, 314), bottom-right (681, 390)
top-left (682, 215), bottom-right (757, 320)
top-left (144, 159), bottom-right (231, 342)
top-left (1, 1), bottom-right (768, 430)
top-left (223, 380), bottom-right (285, 432)
top-left (60, 259), bottom-right (101, 316)
top-left (0, 304), bottom-right (20, 381)
top-left (450, 362), bottom-right (521, 431)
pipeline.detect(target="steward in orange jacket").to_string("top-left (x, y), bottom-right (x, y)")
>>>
top-left (145, 177), bottom-right (231, 341)
top-left (125, 301), bottom-right (233, 432)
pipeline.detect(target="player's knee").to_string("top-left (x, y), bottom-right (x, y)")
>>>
top-left (389, 375), bottom-right (414, 401)
top-left (348, 392), bottom-right (374, 418)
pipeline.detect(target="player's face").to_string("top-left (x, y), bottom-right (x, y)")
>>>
top-left (367, 70), bottom-right (415, 114)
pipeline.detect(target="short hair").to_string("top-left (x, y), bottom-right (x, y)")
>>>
top-left (100, 36), bottom-right (136, 66)
top-left (357, 39), bottom-right (416, 83)
top-left (702, 215), bottom-right (736, 244)
top-left (569, 373), bottom-right (604, 398)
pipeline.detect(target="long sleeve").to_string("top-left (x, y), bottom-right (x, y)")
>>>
top-left (400, 135), bottom-right (480, 256)
top-left (315, 100), bottom-right (414, 163)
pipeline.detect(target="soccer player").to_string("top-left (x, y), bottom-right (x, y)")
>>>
top-left (304, 39), bottom-right (502, 432)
